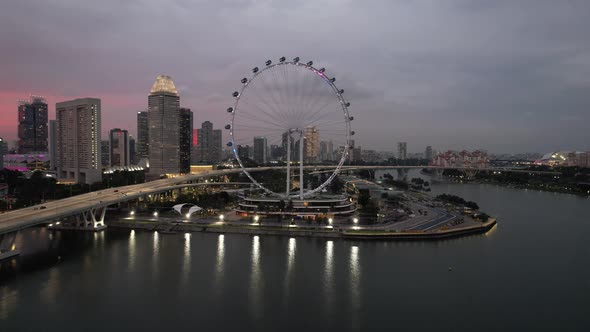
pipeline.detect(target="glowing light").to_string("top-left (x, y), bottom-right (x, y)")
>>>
top-left (353, 218), bottom-right (359, 224)
top-left (153, 211), bottom-right (158, 217)
top-left (254, 215), bottom-right (260, 222)
top-left (328, 218), bottom-right (333, 224)
top-left (48, 223), bottom-right (54, 227)
top-left (130, 210), bottom-right (135, 216)
top-left (219, 214), bottom-right (225, 221)
top-left (185, 213), bottom-right (191, 218)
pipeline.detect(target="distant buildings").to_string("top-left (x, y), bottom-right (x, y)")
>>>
top-left (179, 108), bottom-right (193, 173)
top-left (425, 146), bottom-right (433, 161)
top-left (534, 151), bottom-right (590, 167)
top-left (304, 126), bottom-right (319, 163)
top-left (109, 128), bottom-right (129, 167)
top-left (136, 111), bottom-right (149, 162)
top-left (101, 140), bottom-right (110, 167)
top-left (253, 136), bottom-right (267, 164)
top-left (17, 96), bottom-right (48, 153)
top-left (237, 145), bottom-right (250, 161)
top-left (397, 142), bottom-right (407, 160)
top-left (431, 150), bottom-right (489, 168)
top-left (49, 120), bottom-right (57, 171)
top-left (196, 121), bottom-right (222, 164)
top-left (129, 136), bottom-right (137, 165)
top-left (148, 75), bottom-right (180, 177)
top-left (0, 138), bottom-right (7, 169)
top-left (55, 98), bottom-right (102, 184)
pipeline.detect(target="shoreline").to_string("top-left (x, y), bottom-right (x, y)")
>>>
top-left (106, 218), bottom-right (497, 241)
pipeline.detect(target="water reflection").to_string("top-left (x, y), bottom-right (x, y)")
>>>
top-left (323, 240), bottom-right (335, 313)
top-left (152, 231), bottom-right (160, 279)
top-left (182, 233), bottom-right (191, 286)
top-left (40, 268), bottom-right (60, 305)
top-left (283, 238), bottom-right (296, 304)
top-left (213, 234), bottom-right (225, 296)
top-left (249, 236), bottom-right (262, 319)
top-left (128, 230), bottom-right (136, 272)
top-left (0, 286), bottom-right (18, 320)
top-left (350, 245), bottom-right (360, 328)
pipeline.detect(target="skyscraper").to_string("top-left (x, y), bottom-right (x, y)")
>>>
top-left (56, 98), bottom-right (102, 184)
top-left (179, 108), bottom-right (193, 173)
top-left (109, 128), bottom-right (129, 167)
top-left (304, 126), bottom-right (319, 163)
top-left (0, 138), bottom-right (7, 170)
top-left (17, 96), bottom-right (48, 153)
top-left (253, 136), bottom-right (267, 164)
top-left (148, 75), bottom-right (180, 177)
top-left (136, 111), bottom-right (149, 162)
top-left (196, 121), bottom-right (222, 164)
top-left (129, 136), bottom-right (137, 165)
top-left (101, 140), bottom-right (110, 167)
top-left (49, 120), bottom-right (57, 171)
top-left (320, 141), bottom-right (328, 161)
top-left (397, 142), bottom-right (407, 160)
top-left (425, 146), bottom-right (433, 161)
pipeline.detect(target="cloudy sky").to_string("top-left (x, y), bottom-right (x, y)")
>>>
top-left (1, 0), bottom-right (588, 154)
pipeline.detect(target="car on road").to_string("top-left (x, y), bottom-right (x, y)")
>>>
top-left (40, 206), bottom-right (47, 209)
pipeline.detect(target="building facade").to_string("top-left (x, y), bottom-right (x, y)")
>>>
top-left (49, 120), bottom-right (57, 170)
top-left (17, 96), bottom-right (48, 154)
top-left (55, 98), bottom-right (102, 184)
top-left (304, 126), bottom-right (319, 163)
top-left (179, 108), bottom-right (193, 173)
top-left (109, 128), bottom-right (129, 167)
top-left (196, 121), bottom-right (222, 164)
top-left (0, 138), bottom-right (7, 170)
top-left (148, 75), bottom-right (180, 177)
top-left (136, 111), bottom-right (149, 162)
top-left (425, 146), bottom-right (433, 161)
top-left (101, 140), bottom-right (110, 167)
top-left (253, 136), bottom-right (267, 164)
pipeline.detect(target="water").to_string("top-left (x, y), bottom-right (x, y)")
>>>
top-left (2, 174), bottom-right (590, 331)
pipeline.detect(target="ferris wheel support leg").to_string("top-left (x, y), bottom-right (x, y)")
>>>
top-left (286, 133), bottom-right (291, 198)
top-left (299, 132), bottom-right (304, 200)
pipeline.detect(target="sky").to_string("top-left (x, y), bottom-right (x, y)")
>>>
top-left (0, 0), bottom-right (588, 154)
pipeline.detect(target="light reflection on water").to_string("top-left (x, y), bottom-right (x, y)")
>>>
top-left (323, 240), bottom-right (335, 314)
top-left (181, 233), bottom-right (191, 288)
top-left (213, 234), bottom-right (225, 296)
top-left (128, 230), bottom-right (136, 272)
top-left (350, 245), bottom-right (360, 328)
top-left (152, 231), bottom-right (159, 279)
top-left (283, 237), bottom-right (296, 305)
top-left (0, 286), bottom-right (18, 320)
top-left (40, 268), bottom-right (60, 306)
top-left (249, 235), bottom-right (262, 319)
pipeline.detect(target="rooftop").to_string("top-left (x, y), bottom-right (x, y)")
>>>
top-left (150, 75), bottom-right (179, 96)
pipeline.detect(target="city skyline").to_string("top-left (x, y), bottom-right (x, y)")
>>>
top-left (1, 1), bottom-right (589, 154)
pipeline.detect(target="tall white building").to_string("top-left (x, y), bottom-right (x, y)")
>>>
top-left (148, 75), bottom-right (180, 178)
top-left (55, 98), bottom-right (102, 184)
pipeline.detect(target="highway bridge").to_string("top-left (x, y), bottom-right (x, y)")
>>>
top-left (0, 165), bottom-right (558, 259)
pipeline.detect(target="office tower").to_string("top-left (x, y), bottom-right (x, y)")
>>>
top-left (397, 142), bottom-right (407, 160)
top-left (320, 141), bottom-right (328, 161)
top-left (304, 126), bottom-right (319, 163)
top-left (179, 108), bottom-right (193, 173)
top-left (49, 120), bottom-right (57, 171)
top-left (425, 146), bottom-right (433, 161)
top-left (196, 121), bottom-right (222, 164)
top-left (109, 128), bottom-right (129, 167)
top-left (101, 140), bottom-right (110, 167)
top-left (17, 96), bottom-right (48, 153)
top-left (0, 138), bottom-right (7, 170)
top-left (270, 144), bottom-right (283, 161)
top-left (282, 131), bottom-right (296, 161)
top-left (136, 111), bottom-right (149, 162)
top-left (129, 136), bottom-right (136, 165)
top-left (327, 140), bottom-right (334, 161)
top-left (148, 75), bottom-right (180, 177)
top-left (253, 136), bottom-right (267, 164)
top-left (55, 98), bottom-right (101, 184)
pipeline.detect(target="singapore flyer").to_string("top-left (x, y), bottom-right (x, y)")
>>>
top-left (226, 57), bottom-right (354, 200)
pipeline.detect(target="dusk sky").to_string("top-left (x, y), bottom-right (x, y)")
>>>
top-left (1, 0), bottom-right (588, 154)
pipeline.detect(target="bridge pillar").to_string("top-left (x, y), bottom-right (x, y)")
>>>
top-left (0, 231), bottom-right (19, 261)
top-left (51, 206), bottom-right (107, 231)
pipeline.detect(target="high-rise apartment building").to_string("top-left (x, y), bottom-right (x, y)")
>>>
top-left (109, 128), bottom-right (129, 167)
top-left (49, 120), bottom-right (57, 171)
top-left (148, 75), bottom-right (180, 177)
top-left (55, 98), bottom-right (102, 184)
top-left (253, 136), bottom-right (267, 164)
top-left (196, 121), bottom-right (222, 164)
top-left (425, 146), bottom-right (433, 160)
top-left (179, 108), bottom-right (193, 173)
top-left (397, 142), bottom-right (407, 160)
top-left (17, 96), bottom-right (48, 153)
top-left (304, 126), bottom-right (319, 163)
top-left (136, 111), bottom-right (149, 162)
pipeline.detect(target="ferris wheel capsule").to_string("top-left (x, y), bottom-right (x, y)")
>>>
top-left (279, 57), bottom-right (286, 62)
top-left (227, 107), bottom-right (233, 113)
top-left (319, 68), bottom-right (325, 73)
top-left (241, 78), bottom-right (248, 84)
top-left (330, 77), bottom-right (336, 83)
top-left (227, 142), bottom-right (233, 147)
top-left (224, 124), bottom-right (231, 130)
top-left (306, 61), bottom-right (313, 66)
top-left (252, 67), bottom-right (259, 73)
top-left (339, 89), bottom-right (344, 94)
top-left (293, 57), bottom-right (300, 62)
top-left (345, 102), bottom-right (350, 107)
top-left (265, 60), bottom-right (272, 66)
top-left (232, 91), bottom-right (239, 97)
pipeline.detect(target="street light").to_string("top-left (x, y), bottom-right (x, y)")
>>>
top-left (219, 214), bottom-right (225, 221)
top-left (254, 215), bottom-right (260, 223)
top-left (153, 211), bottom-right (158, 217)
top-left (130, 210), bottom-right (135, 216)
top-left (353, 217), bottom-right (359, 224)
top-left (328, 218), bottom-right (333, 225)
top-left (185, 213), bottom-right (191, 218)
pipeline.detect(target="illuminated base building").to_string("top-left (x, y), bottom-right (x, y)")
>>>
top-left (235, 194), bottom-right (356, 219)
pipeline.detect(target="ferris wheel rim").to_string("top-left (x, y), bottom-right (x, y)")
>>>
top-left (229, 60), bottom-right (352, 198)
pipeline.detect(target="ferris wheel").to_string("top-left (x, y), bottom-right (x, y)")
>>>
top-left (226, 57), bottom-right (354, 199)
